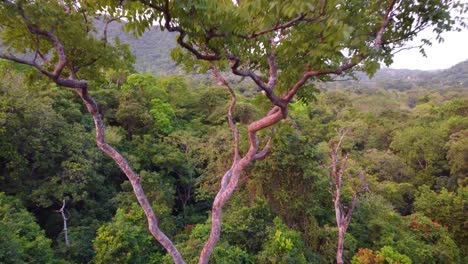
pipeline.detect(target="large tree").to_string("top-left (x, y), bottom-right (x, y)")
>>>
top-left (1, 0), bottom-right (465, 263)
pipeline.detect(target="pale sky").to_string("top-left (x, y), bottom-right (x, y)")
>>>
top-left (390, 23), bottom-right (468, 71)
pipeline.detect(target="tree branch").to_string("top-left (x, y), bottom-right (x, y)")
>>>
top-left (198, 89), bottom-right (285, 264)
top-left (374, 0), bottom-right (397, 49)
top-left (56, 199), bottom-right (69, 247)
top-left (238, 13), bottom-right (307, 39)
top-left (227, 54), bottom-right (287, 109)
top-left (75, 83), bottom-right (186, 264)
top-left (211, 66), bottom-right (240, 162)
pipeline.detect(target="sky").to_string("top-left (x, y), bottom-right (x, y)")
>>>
top-left (390, 23), bottom-right (468, 71)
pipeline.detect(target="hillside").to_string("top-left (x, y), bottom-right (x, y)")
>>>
top-left (322, 61), bottom-right (468, 90)
top-left (106, 22), bottom-right (179, 75)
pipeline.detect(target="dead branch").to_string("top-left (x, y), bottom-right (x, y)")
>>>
top-left (212, 66), bottom-right (240, 162)
top-left (56, 199), bottom-right (69, 247)
top-left (328, 128), bottom-right (366, 264)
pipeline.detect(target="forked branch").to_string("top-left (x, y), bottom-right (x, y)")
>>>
top-left (328, 128), bottom-right (365, 264)
top-left (198, 74), bottom-right (284, 264)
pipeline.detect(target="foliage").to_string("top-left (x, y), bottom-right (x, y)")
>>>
top-left (93, 203), bottom-right (165, 264)
top-left (0, 0), bottom-right (467, 262)
top-left (168, 223), bottom-right (251, 264)
top-left (0, 193), bottom-right (59, 263)
top-left (256, 217), bottom-right (308, 264)
top-left (1, 59), bottom-right (468, 262)
top-left (222, 196), bottom-right (274, 253)
top-left (414, 186), bottom-right (468, 256)
top-left (351, 246), bottom-right (412, 264)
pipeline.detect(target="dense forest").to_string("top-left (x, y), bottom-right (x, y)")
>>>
top-left (1, 1), bottom-right (467, 264)
top-left (1, 57), bottom-right (467, 263)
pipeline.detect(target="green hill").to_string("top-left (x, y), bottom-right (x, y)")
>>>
top-left (106, 22), bottom-right (179, 75)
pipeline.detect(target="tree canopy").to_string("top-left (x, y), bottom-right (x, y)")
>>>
top-left (0, 0), bottom-right (467, 263)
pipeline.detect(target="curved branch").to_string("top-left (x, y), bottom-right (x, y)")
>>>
top-left (176, 32), bottom-right (221, 61)
top-left (252, 136), bottom-right (272, 161)
top-left (227, 54), bottom-right (287, 109)
top-left (212, 66), bottom-right (240, 161)
top-left (198, 103), bottom-right (284, 264)
top-left (25, 25), bottom-right (67, 78)
top-left (199, 63), bottom-right (284, 264)
top-left (1, 2), bottom-right (185, 261)
top-left (75, 84), bottom-right (185, 264)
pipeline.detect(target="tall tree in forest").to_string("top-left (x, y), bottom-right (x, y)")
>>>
top-left (328, 129), bottom-right (366, 264)
top-left (1, 0), bottom-right (466, 263)
top-left (123, 1), bottom-right (465, 263)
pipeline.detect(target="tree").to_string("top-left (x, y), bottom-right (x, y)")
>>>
top-left (0, 0), bottom-right (184, 261)
top-left (328, 129), bottom-right (366, 264)
top-left (446, 129), bottom-right (468, 185)
top-left (1, 0), bottom-right (465, 263)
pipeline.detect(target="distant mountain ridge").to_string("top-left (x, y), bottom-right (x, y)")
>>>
top-left (351, 60), bottom-right (468, 89)
top-left (111, 25), bottom-right (468, 89)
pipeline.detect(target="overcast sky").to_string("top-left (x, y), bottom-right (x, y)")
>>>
top-left (390, 23), bottom-right (468, 71)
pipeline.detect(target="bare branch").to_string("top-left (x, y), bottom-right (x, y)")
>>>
top-left (56, 199), bottom-right (70, 247)
top-left (212, 66), bottom-right (240, 161)
top-left (75, 83), bottom-right (186, 264)
top-left (344, 193), bottom-right (358, 227)
top-left (328, 129), bottom-right (366, 264)
top-left (391, 45), bottom-right (422, 56)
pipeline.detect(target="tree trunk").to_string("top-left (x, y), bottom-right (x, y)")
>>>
top-left (336, 225), bottom-right (345, 264)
